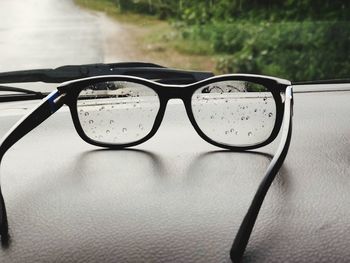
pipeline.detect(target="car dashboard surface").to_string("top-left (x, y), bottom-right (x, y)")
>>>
top-left (0, 91), bottom-right (349, 263)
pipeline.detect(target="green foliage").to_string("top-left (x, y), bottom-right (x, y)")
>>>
top-left (214, 21), bottom-right (350, 80)
top-left (89, 0), bottom-right (350, 80)
top-left (109, 0), bottom-right (350, 22)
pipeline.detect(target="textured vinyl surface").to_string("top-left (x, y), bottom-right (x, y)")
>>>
top-left (0, 92), bottom-right (349, 262)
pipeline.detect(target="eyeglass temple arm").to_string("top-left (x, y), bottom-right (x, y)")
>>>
top-left (0, 62), bottom-right (213, 85)
top-left (230, 86), bottom-right (293, 262)
top-left (0, 90), bottom-right (65, 244)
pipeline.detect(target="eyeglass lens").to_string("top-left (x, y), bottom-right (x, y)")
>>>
top-left (191, 80), bottom-right (276, 147)
top-left (77, 81), bottom-right (160, 144)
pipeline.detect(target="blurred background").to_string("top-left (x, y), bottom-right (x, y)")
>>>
top-left (75, 0), bottom-right (350, 81)
top-left (0, 0), bottom-right (349, 82)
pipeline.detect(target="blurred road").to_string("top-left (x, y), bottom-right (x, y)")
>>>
top-left (0, 0), bottom-right (140, 73)
top-left (0, 0), bottom-right (104, 71)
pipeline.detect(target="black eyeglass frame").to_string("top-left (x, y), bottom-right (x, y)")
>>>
top-left (0, 72), bottom-right (293, 263)
top-left (0, 65), bottom-right (296, 263)
top-left (61, 74), bottom-right (289, 151)
top-left (3, 62), bottom-right (350, 262)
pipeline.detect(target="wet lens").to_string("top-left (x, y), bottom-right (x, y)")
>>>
top-left (191, 80), bottom-right (277, 147)
top-left (77, 81), bottom-right (160, 144)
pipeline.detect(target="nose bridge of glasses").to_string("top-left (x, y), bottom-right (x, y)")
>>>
top-left (161, 85), bottom-right (192, 100)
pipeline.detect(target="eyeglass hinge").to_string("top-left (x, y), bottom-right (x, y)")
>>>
top-left (48, 91), bottom-right (66, 113)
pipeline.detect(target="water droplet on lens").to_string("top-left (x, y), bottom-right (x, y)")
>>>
top-left (248, 132), bottom-right (252, 137)
top-left (225, 131), bottom-right (229, 135)
top-left (84, 112), bottom-right (89, 116)
top-left (230, 128), bottom-right (235, 133)
top-left (246, 116), bottom-right (250, 120)
top-left (106, 130), bottom-right (110, 134)
top-left (268, 112), bottom-right (273, 117)
top-left (263, 97), bottom-right (267, 101)
top-left (241, 116), bottom-right (245, 120)
top-left (89, 120), bottom-right (94, 124)
top-left (110, 120), bottom-right (114, 124)
top-left (122, 128), bottom-right (127, 133)
top-left (254, 109), bottom-right (257, 112)
top-left (235, 131), bottom-right (239, 135)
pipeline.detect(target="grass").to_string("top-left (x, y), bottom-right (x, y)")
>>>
top-left (74, 0), bottom-right (216, 72)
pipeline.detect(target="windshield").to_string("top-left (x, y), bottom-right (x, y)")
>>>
top-left (1, 1), bottom-right (350, 96)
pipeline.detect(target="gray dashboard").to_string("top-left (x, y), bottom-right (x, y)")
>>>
top-left (0, 91), bottom-right (349, 262)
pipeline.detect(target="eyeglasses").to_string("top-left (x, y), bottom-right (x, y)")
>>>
top-left (63, 74), bottom-right (290, 151)
top-left (0, 63), bottom-right (293, 262)
top-left (0, 63), bottom-right (293, 261)
top-left (2, 61), bottom-right (347, 261)
top-left (2, 63), bottom-right (349, 261)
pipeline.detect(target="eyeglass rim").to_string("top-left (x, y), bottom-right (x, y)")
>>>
top-left (58, 74), bottom-right (290, 151)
